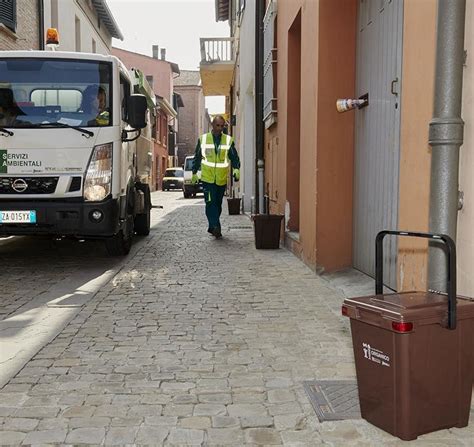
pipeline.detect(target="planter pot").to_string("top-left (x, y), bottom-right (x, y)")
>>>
top-left (253, 214), bottom-right (284, 249)
top-left (227, 197), bottom-right (241, 215)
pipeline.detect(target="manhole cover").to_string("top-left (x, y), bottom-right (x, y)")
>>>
top-left (303, 380), bottom-right (361, 421)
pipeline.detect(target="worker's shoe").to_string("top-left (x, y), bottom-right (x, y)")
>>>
top-left (211, 227), bottom-right (222, 239)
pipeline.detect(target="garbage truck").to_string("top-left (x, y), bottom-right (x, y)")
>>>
top-left (0, 47), bottom-right (152, 255)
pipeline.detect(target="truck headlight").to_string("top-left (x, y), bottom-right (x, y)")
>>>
top-left (84, 143), bottom-right (112, 202)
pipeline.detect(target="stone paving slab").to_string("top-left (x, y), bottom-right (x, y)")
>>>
top-left (0, 191), bottom-right (473, 446)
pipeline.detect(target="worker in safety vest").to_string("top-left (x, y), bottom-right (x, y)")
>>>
top-left (192, 115), bottom-right (240, 239)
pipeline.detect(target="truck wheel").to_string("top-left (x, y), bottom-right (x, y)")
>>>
top-left (105, 228), bottom-right (132, 256)
top-left (183, 189), bottom-right (191, 199)
top-left (105, 203), bottom-right (134, 256)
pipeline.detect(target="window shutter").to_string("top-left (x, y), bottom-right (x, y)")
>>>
top-left (0, 0), bottom-right (16, 32)
top-left (263, 0), bottom-right (277, 128)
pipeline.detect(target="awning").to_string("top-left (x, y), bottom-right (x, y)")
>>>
top-left (157, 95), bottom-right (177, 119)
top-left (91, 0), bottom-right (124, 40)
top-left (215, 0), bottom-right (230, 22)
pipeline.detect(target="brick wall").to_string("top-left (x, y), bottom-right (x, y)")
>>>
top-left (175, 85), bottom-right (204, 164)
top-left (0, 1), bottom-right (40, 51)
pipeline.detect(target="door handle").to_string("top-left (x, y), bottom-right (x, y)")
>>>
top-left (391, 77), bottom-right (399, 96)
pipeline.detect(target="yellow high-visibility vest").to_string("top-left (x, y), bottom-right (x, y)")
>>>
top-left (200, 132), bottom-right (233, 186)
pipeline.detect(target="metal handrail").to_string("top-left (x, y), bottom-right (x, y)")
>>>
top-left (375, 230), bottom-right (457, 330)
top-left (200, 37), bottom-right (235, 63)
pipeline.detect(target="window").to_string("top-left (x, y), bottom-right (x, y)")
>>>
top-left (162, 116), bottom-right (167, 145)
top-left (151, 110), bottom-right (156, 138)
top-left (31, 89), bottom-right (82, 112)
top-left (75, 16), bottom-right (81, 52)
top-left (0, 58), bottom-right (112, 127)
top-left (146, 75), bottom-right (154, 89)
top-left (120, 74), bottom-right (131, 123)
top-left (156, 111), bottom-right (161, 141)
top-left (51, 0), bottom-right (58, 29)
top-left (184, 158), bottom-right (193, 171)
top-left (165, 168), bottom-right (183, 178)
top-left (0, 0), bottom-right (16, 32)
top-left (263, 0), bottom-right (277, 128)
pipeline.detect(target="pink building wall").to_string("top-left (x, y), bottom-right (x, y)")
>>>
top-left (112, 47), bottom-right (173, 104)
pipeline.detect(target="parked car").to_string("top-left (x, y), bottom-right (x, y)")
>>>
top-left (183, 155), bottom-right (203, 198)
top-left (162, 167), bottom-right (184, 191)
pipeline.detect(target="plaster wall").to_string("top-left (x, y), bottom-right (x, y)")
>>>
top-left (112, 47), bottom-right (174, 104)
top-left (43, 0), bottom-right (112, 54)
top-left (316, 0), bottom-right (357, 271)
top-left (268, 0), bottom-right (355, 271)
top-left (0, 0), bottom-right (40, 51)
top-left (458, 0), bottom-right (474, 295)
top-left (235, 0), bottom-right (255, 213)
top-left (175, 85), bottom-right (205, 163)
top-left (397, 0), bottom-right (436, 291)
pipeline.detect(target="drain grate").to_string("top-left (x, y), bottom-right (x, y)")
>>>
top-left (303, 380), bottom-right (361, 421)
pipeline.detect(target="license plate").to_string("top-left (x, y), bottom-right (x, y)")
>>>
top-left (0, 210), bottom-right (37, 224)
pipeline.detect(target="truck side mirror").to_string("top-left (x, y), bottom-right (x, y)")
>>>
top-left (128, 94), bottom-right (147, 129)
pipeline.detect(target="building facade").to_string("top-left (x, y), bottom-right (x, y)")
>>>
top-left (232, 0), bottom-right (256, 214)
top-left (206, 0), bottom-right (474, 298)
top-left (0, 0), bottom-right (42, 51)
top-left (0, 0), bottom-right (121, 53)
top-left (174, 70), bottom-right (209, 166)
top-left (112, 46), bottom-right (180, 191)
top-left (264, 0), bottom-right (437, 292)
top-left (42, 0), bottom-right (122, 53)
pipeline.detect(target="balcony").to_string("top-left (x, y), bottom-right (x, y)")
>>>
top-left (199, 37), bottom-right (235, 96)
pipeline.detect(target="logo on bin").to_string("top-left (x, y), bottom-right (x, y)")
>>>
top-left (362, 343), bottom-right (391, 367)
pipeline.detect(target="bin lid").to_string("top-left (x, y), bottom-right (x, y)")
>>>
top-left (344, 292), bottom-right (474, 326)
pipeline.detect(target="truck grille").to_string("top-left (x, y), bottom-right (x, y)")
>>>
top-left (0, 177), bottom-right (59, 194)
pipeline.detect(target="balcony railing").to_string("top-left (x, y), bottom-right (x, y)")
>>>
top-left (200, 37), bottom-right (235, 64)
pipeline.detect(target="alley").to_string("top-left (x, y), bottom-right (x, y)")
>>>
top-left (0, 192), bottom-right (473, 446)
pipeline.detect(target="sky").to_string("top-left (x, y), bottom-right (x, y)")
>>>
top-left (107, 0), bottom-right (230, 114)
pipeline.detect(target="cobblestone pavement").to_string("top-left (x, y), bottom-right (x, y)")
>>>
top-left (0, 191), bottom-right (473, 446)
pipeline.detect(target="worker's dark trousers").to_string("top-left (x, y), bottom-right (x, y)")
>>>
top-left (202, 182), bottom-right (226, 232)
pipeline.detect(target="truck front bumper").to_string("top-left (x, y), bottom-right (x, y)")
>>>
top-left (0, 197), bottom-right (121, 238)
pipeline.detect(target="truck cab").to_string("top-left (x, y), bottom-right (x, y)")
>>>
top-left (0, 51), bottom-right (150, 255)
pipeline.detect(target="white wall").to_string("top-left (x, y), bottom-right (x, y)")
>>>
top-left (235, 0), bottom-right (256, 213)
top-left (43, 0), bottom-right (113, 54)
top-left (458, 0), bottom-right (474, 295)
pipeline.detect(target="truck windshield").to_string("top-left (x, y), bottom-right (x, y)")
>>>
top-left (0, 58), bottom-right (112, 128)
top-left (165, 170), bottom-right (184, 178)
top-left (184, 158), bottom-right (193, 171)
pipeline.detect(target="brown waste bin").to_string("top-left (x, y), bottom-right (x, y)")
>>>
top-left (342, 230), bottom-right (474, 441)
top-left (253, 214), bottom-right (284, 249)
top-left (227, 197), bottom-right (241, 215)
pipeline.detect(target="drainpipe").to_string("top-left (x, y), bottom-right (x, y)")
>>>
top-left (38, 0), bottom-right (45, 50)
top-left (255, 0), bottom-right (265, 213)
top-left (428, 0), bottom-right (466, 291)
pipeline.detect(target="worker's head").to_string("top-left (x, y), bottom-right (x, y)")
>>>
top-left (211, 115), bottom-right (226, 136)
top-left (81, 85), bottom-right (106, 114)
top-left (0, 88), bottom-right (15, 114)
